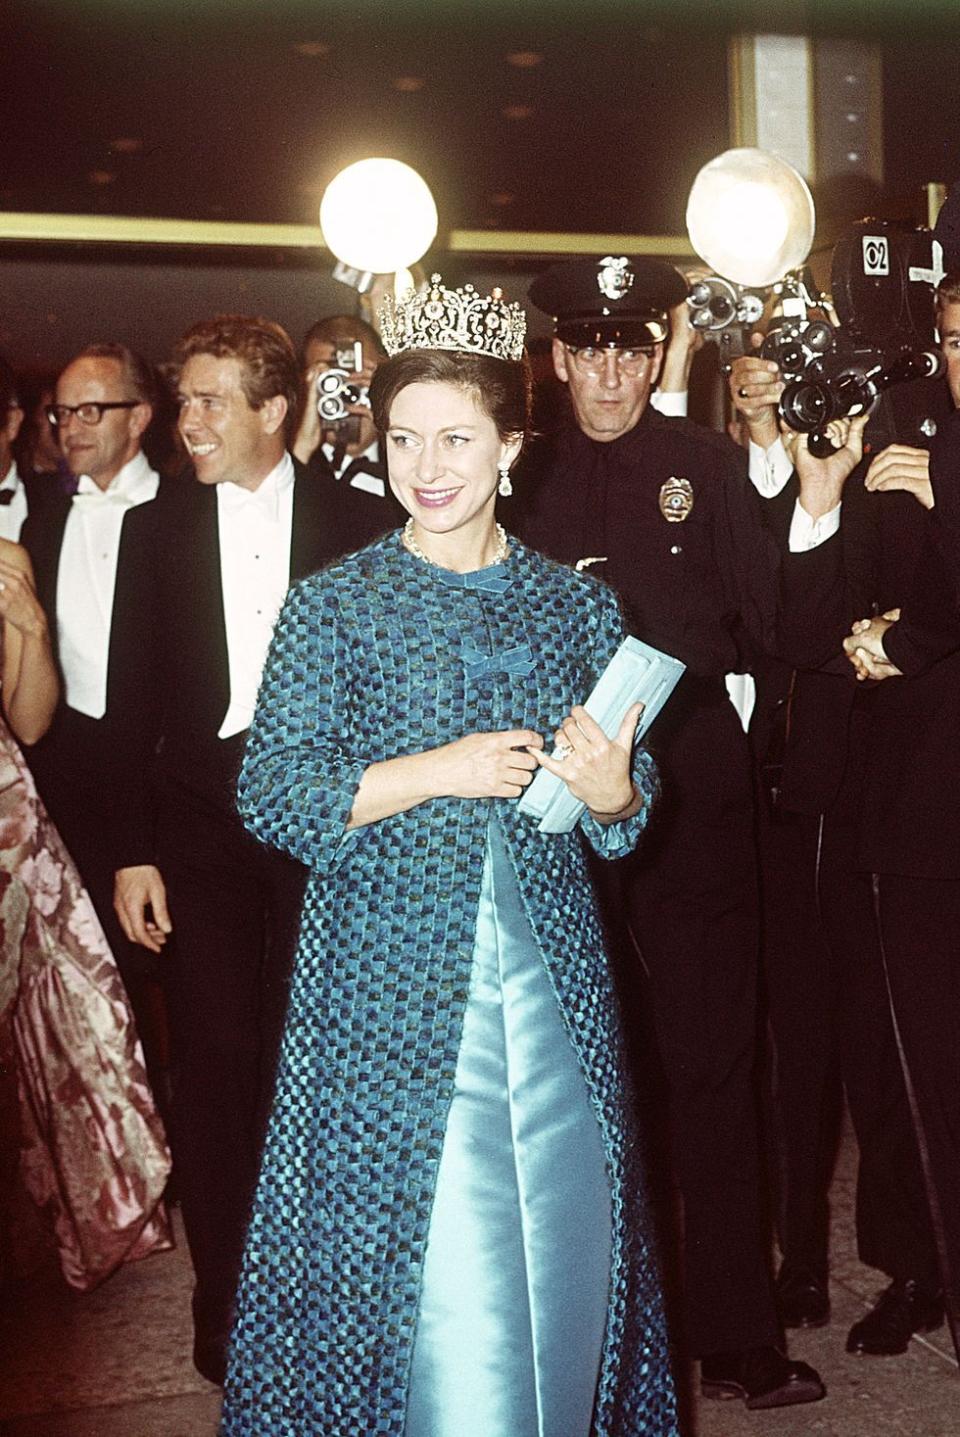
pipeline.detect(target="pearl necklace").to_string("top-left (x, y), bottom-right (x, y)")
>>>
top-left (403, 518), bottom-right (509, 570)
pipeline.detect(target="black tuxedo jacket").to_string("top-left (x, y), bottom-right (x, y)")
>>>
top-left (305, 440), bottom-right (404, 554)
top-left (143, 458), bottom-right (349, 836)
top-left (22, 476), bottom-right (167, 868)
top-left (754, 462), bottom-right (960, 881)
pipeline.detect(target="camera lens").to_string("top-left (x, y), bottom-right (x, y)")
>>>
top-left (317, 395), bottom-right (345, 421)
top-left (779, 380), bottom-right (835, 432)
top-left (804, 321), bottom-right (834, 354)
top-left (708, 294), bottom-right (735, 325)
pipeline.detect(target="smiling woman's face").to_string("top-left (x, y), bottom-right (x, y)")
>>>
top-left (385, 380), bottom-right (519, 540)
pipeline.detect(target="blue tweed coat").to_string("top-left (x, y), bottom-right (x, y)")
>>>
top-left (220, 531), bottom-right (677, 1437)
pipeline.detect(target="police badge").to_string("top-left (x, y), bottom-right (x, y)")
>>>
top-left (596, 256), bottom-right (635, 302)
top-left (659, 476), bottom-right (694, 522)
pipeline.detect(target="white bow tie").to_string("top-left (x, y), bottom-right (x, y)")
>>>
top-left (218, 479), bottom-right (281, 523)
top-left (72, 476), bottom-right (137, 508)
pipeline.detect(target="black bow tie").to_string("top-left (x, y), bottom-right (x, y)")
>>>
top-left (338, 456), bottom-right (386, 485)
top-left (0, 489), bottom-right (15, 506)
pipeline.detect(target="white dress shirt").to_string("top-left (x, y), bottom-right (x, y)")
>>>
top-left (0, 461), bottom-right (28, 542)
top-left (747, 436), bottom-right (841, 551)
top-left (321, 438), bottom-right (385, 496)
top-left (650, 389), bottom-right (688, 419)
top-left (217, 453), bottom-right (295, 740)
top-left (57, 451), bottom-right (159, 718)
top-left (723, 434), bottom-right (843, 732)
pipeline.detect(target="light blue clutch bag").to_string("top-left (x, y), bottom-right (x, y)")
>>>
top-left (518, 636), bottom-right (686, 834)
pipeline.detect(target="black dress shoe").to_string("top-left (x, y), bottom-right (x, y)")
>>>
top-left (700, 1345), bottom-right (826, 1410)
top-left (775, 1263), bottom-right (831, 1328)
top-left (846, 1279), bottom-right (944, 1355)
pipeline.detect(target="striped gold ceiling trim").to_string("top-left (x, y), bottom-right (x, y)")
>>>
top-left (0, 212), bottom-right (695, 257)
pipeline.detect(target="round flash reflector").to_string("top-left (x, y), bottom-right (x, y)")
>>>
top-left (320, 158), bottom-right (438, 273)
top-left (686, 147), bottom-right (815, 287)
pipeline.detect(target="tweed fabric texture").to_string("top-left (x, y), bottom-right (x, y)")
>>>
top-left (220, 531), bottom-right (677, 1436)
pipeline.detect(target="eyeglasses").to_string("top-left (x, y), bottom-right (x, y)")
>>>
top-left (564, 345), bottom-right (655, 376)
top-left (46, 400), bottom-right (141, 427)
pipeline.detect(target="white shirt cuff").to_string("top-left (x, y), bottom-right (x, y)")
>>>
top-left (748, 437), bottom-right (793, 497)
top-left (650, 389), bottom-right (687, 418)
top-left (788, 500), bottom-right (841, 551)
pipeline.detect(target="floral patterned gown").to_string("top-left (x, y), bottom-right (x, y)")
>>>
top-left (0, 716), bottom-right (171, 1290)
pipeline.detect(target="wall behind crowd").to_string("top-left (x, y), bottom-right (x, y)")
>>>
top-left (0, 254), bottom-right (562, 372)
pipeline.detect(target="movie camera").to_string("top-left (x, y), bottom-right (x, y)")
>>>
top-left (315, 341), bottom-right (370, 429)
top-left (686, 149), bottom-right (947, 455)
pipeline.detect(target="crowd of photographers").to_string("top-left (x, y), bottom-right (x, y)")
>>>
top-left (1, 251), bottom-right (958, 1403)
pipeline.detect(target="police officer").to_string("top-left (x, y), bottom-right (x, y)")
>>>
top-left (521, 256), bottom-right (862, 1410)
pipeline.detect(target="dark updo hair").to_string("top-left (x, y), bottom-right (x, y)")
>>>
top-left (369, 349), bottom-right (532, 450)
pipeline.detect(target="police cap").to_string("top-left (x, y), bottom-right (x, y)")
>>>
top-left (529, 255), bottom-right (688, 347)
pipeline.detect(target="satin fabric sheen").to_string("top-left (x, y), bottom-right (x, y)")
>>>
top-left (404, 822), bottom-right (612, 1437)
top-left (0, 717), bottom-right (171, 1288)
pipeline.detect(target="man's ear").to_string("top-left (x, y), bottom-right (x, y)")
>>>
top-left (260, 394), bottom-right (289, 436)
top-left (650, 341), bottom-right (665, 387)
top-left (2, 405), bottom-right (23, 445)
top-left (552, 336), bottom-right (570, 384)
top-left (129, 403), bottom-right (152, 442)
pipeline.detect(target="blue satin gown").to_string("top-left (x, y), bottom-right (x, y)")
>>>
top-left (404, 821), bottom-right (613, 1437)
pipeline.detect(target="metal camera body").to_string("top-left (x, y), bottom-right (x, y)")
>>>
top-left (769, 221), bottom-right (946, 453)
top-left (686, 276), bottom-right (766, 368)
top-left (315, 341), bottom-right (370, 425)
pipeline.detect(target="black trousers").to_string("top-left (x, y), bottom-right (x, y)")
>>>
top-left (876, 872), bottom-right (960, 1319)
top-left (759, 756), bottom-right (938, 1288)
top-left (612, 714), bottom-right (780, 1359)
top-left (157, 779), bottom-right (307, 1348)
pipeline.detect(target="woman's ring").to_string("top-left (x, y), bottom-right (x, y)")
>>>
top-left (737, 386), bottom-right (749, 398)
top-left (553, 741), bottom-right (574, 761)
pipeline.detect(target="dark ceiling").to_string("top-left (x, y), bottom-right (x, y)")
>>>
top-left (2, 0), bottom-right (959, 241)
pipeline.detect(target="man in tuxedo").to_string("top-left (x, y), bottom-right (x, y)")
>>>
top-left (113, 314), bottom-right (366, 1386)
top-left (22, 343), bottom-right (164, 1080)
top-left (733, 345), bottom-right (949, 1354)
top-left (292, 313), bottom-right (403, 548)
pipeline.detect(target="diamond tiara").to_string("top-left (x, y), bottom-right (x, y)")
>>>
top-left (379, 274), bottom-right (527, 362)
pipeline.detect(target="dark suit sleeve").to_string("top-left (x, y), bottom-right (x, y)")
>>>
top-left (105, 497), bottom-right (165, 870)
top-left (716, 451), bottom-right (852, 672)
top-left (881, 527), bottom-right (960, 675)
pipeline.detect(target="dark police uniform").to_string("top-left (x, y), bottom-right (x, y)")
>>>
top-left (521, 257), bottom-right (840, 1368)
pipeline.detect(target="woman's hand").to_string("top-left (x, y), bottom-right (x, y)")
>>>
top-left (532, 703), bottom-right (643, 819)
top-left (0, 544), bottom-right (58, 745)
top-left (347, 728), bottom-right (544, 828)
top-left (434, 729), bottom-right (544, 799)
top-left (0, 556), bottom-right (49, 639)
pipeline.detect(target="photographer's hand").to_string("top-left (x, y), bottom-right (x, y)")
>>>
top-left (659, 272), bottom-right (706, 395)
top-left (292, 363), bottom-right (325, 464)
top-left (784, 413), bottom-right (867, 521)
top-left (729, 351), bottom-right (784, 450)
